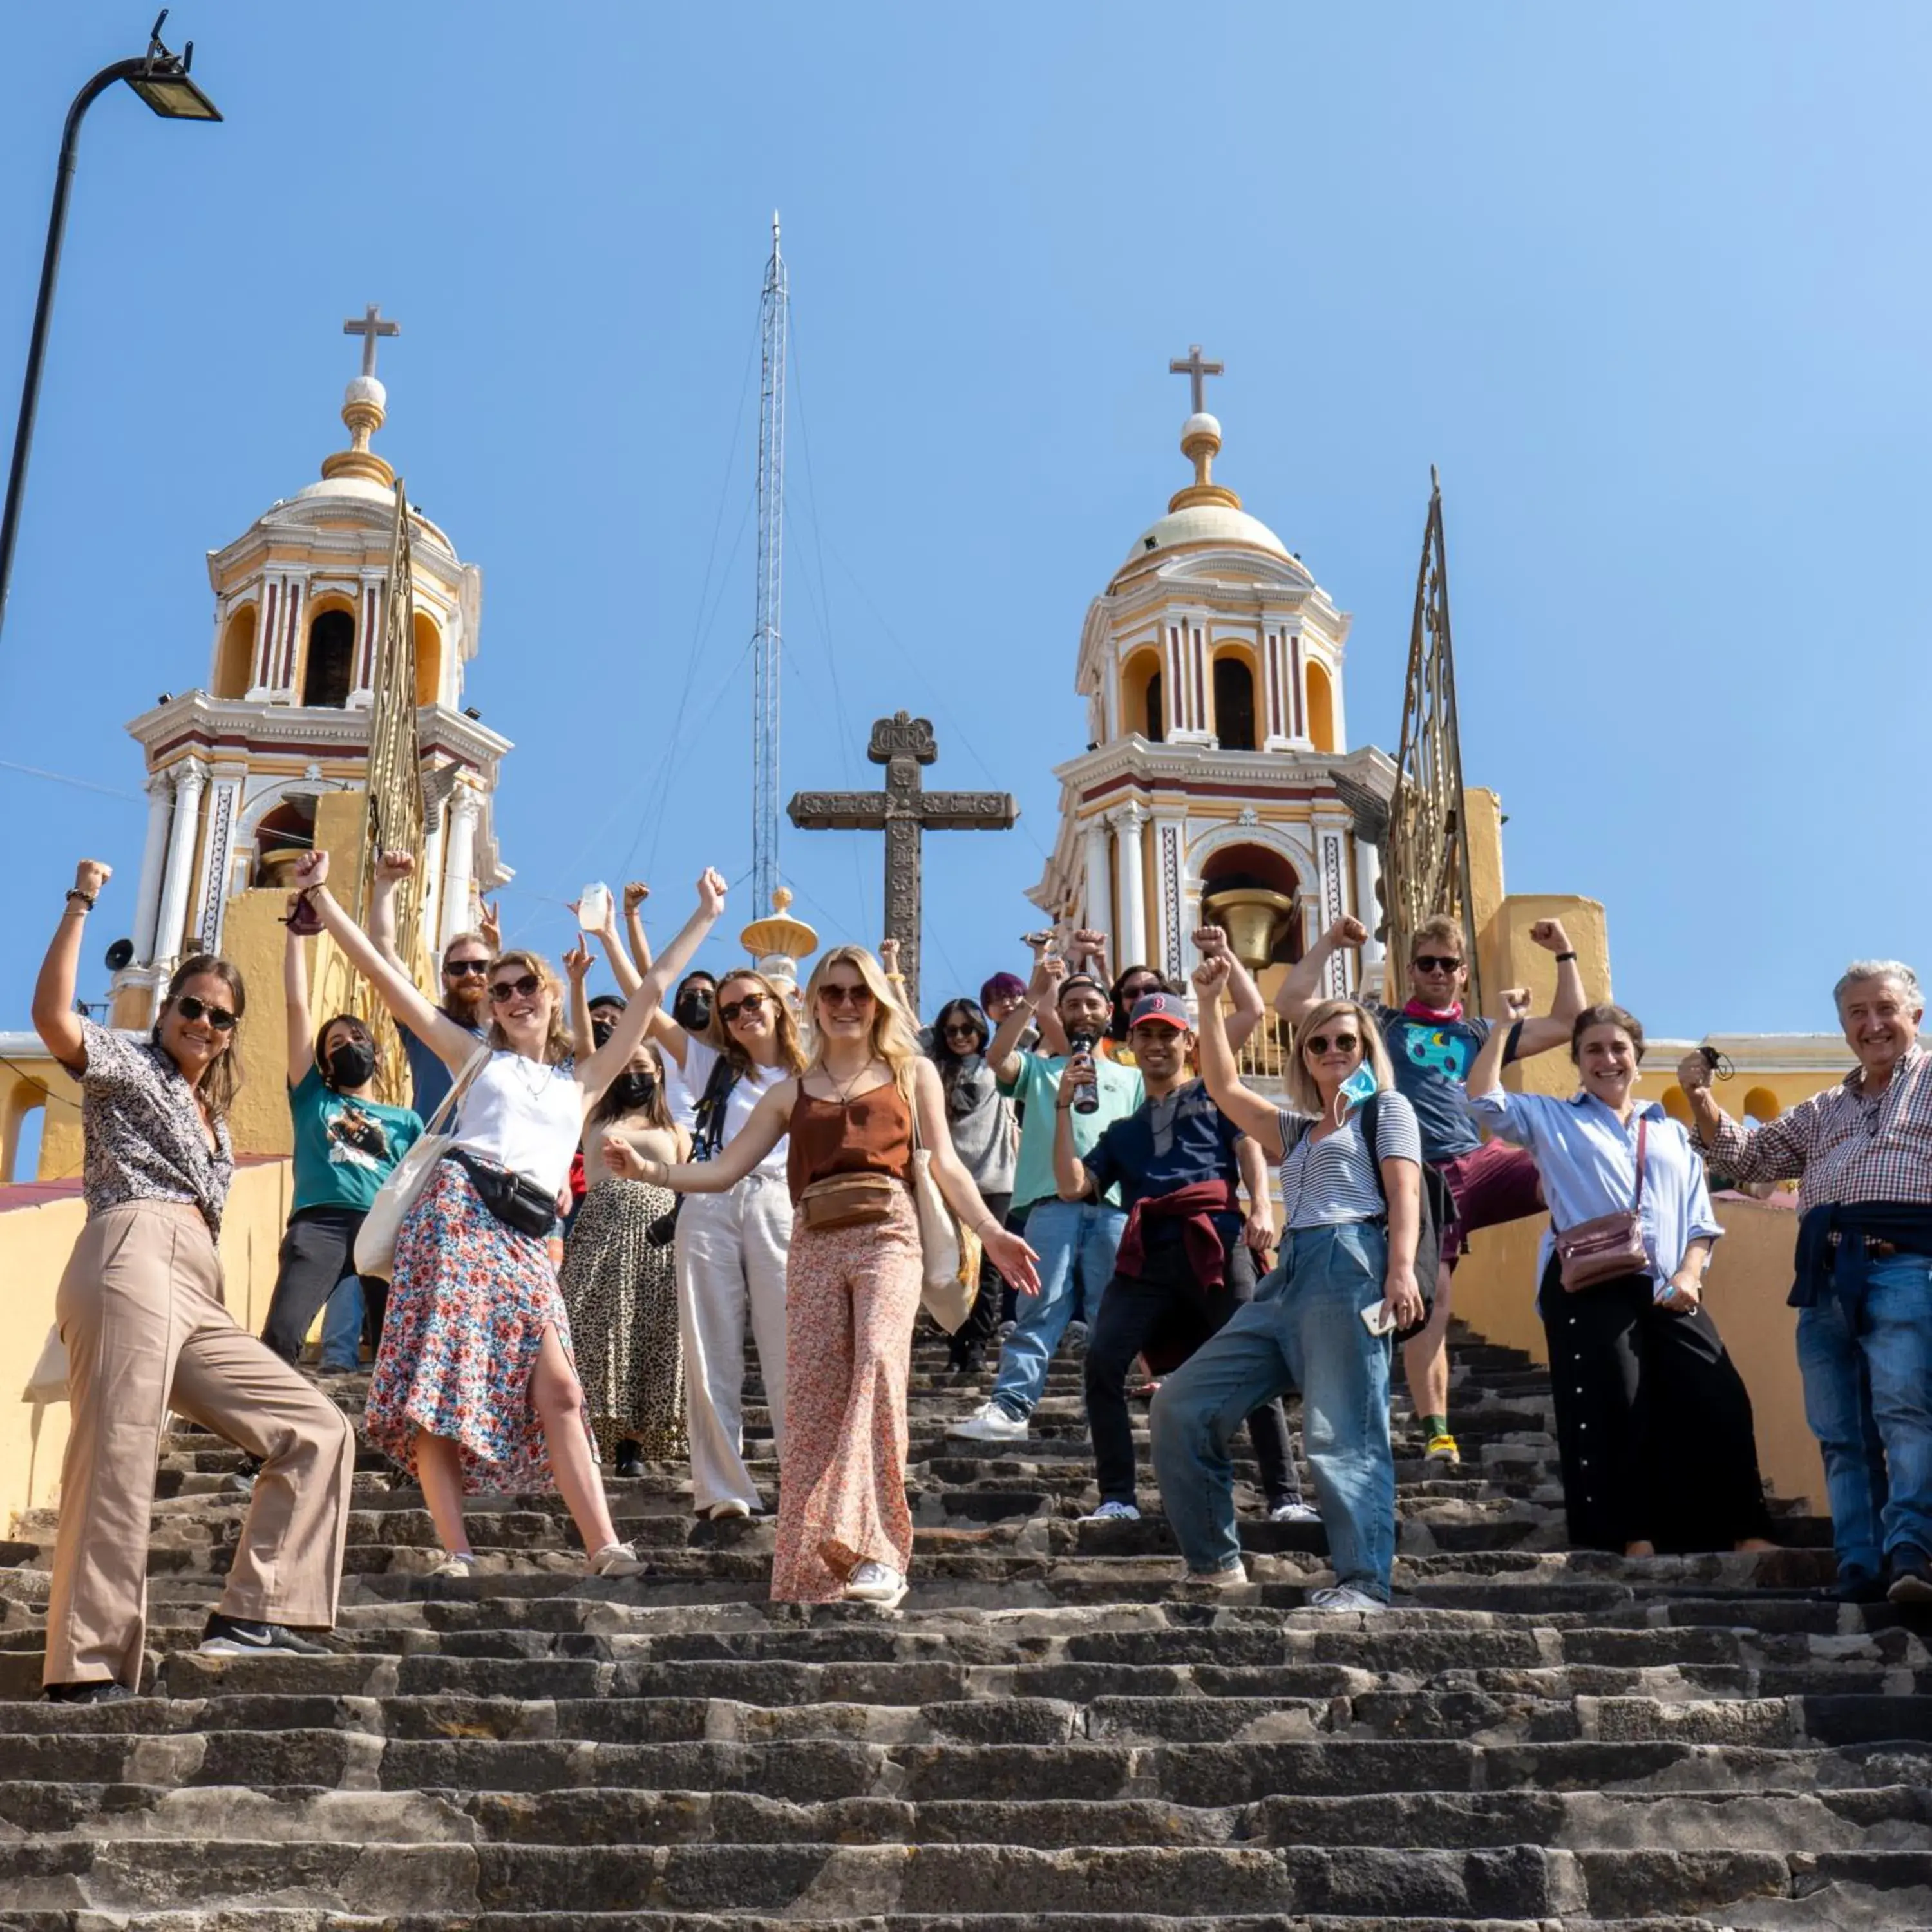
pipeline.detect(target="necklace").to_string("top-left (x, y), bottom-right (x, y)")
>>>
top-left (508, 1051), bottom-right (555, 1099)
top-left (825, 1057), bottom-right (881, 1106)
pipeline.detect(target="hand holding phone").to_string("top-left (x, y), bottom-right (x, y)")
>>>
top-left (1360, 1303), bottom-right (1399, 1338)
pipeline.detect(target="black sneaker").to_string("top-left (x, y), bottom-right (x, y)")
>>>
top-left (43, 1680), bottom-right (135, 1705)
top-left (1823, 1569), bottom-right (1891, 1605)
top-left (614, 1440), bottom-right (646, 1480)
top-left (198, 1612), bottom-right (332, 1657)
top-left (1888, 1548), bottom-right (1932, 1605)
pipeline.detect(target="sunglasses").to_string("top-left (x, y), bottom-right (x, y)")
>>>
top-left (1120, 981), bottom-right (1160, 1001)
top-left (819, 983), bottom-right (875, 1009)
top-left (718, 990), bottom-right (769, 1025)
top-left (173, 994), bottom-right (238, 1032)
top-left (1412, 955), bottom-right (1463, 975)
top-left (444, 958), bottom-right (489, 978)
top-left (1304, 1031), bottom-right (1361, 1056)
top-left (489, 972), bottom-right (544, 1005)
top-left (943, 1021), bottom-right (983, 1040)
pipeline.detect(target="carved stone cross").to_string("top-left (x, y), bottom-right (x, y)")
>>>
top-left (788, 711), bottom-right (1017, 1014)
top-left (343, 303), bottom-right (400, 379)
top-left (1168, 342), bottom-right (1224, 415)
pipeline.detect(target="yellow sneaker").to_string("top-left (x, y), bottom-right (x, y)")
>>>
top-left (1425, 1432), bottom-right (1461, 1465)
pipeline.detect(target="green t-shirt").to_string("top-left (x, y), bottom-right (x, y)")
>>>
top-left (288, 1066), bottom-right (424, 1215)
top-left (1001, 1051), bottom-right (1145, 1212)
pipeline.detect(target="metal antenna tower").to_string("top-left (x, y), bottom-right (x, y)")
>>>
top-left (752, 212), bottom-right (788, 910)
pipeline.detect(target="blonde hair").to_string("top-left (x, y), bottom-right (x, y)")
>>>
top-left (1410, 914), bottom-right (1466, 960)
top-left (803, 945), bottom-right (923, 1093)
top-left (484, 949), bottom-right (573, 1065)
top-left (1284, 998), bottom-right (1394, 1115)
top-left (703, 968), bottom-right (808, 1077)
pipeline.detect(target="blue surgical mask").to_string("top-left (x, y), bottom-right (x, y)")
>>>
top-left (1338, 1065), bottom-right (1379, 1110)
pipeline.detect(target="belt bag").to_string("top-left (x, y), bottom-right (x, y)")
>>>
top-left (799, 1172), bottom-right (896, 1230)
top-left (1554, 1117), bottom-right (1647, 1292)
top-left (451, 1150), bottom-right (558, 1240)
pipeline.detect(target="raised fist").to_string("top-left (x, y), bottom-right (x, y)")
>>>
top-left (623, 882), bottom-right (649, 914)
top-left (1327, 915), bottom-right (1369, 949)
top-left (292, 849), bottom-right (330, 889)
top-left (1677, 1050), bottom-right (1715, 1097)
top-left (1530, 918), bottom-right (1572, 954)
top-left (1192, 954), bottom-right (1232, 996)
top-left (1501, 987), bottom-right (1532, 1022)
top-left (374, 850), bottom-right (415, 884)
top-left (697, 867), bottom-right (728, 918)
top-left (73, 858), bottom-right (111, 898)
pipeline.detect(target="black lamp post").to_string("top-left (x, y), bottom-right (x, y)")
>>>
top-left (0, 12), bottom-right (220, 645)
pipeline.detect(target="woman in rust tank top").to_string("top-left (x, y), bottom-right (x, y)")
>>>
top-left (608, 945), bottom-right (1040, 1606)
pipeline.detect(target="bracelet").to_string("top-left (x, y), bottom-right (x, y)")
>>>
top-left (1554, 950), bottom-right (1577, 963)
top-left (64, 889), bottom-right (95, 911)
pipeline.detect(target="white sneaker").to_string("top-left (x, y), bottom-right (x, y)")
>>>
top-left (587, 1540), bottom-right (647, 1578)
top-left (1180, 1560), bottom-right (1249, 1589)
top-left (1083, 1499), bottom-right (1141, 1522)
top-left (1306, 1584), bottom-right (1386, 1612)
top-left (1269, 1501), bottom-right (1321, 1524)
top-left (842, 1560), bottom-right (907, 1608)
top-left (949, 1401), bottom-right (1028, 1443)
top-left (427, 1551), bottom-right (478, 1580)
top-left (706, 1498), bottom-right (755, 1521)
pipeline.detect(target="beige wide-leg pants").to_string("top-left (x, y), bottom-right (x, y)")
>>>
top-left (44, 1200), bottom-right (356, 1689)
top-left (674, 1173), bottom-right (791, 1515)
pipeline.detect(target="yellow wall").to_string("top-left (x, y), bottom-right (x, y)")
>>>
top-left (1450, 1197), bottom-right (1824, 1514)
top-left (1, 1159), bottom-right (294, 1534)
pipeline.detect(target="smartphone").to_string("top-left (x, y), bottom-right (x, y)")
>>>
top-left (1360, 1303), bottom-right (1399, 1338)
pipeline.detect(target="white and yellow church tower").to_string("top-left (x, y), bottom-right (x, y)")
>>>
top-left (1030, 350), bottom-right (1394, 1016)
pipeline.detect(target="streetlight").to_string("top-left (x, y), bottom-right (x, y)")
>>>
top-left (0, 12), bottom-right (220, 643)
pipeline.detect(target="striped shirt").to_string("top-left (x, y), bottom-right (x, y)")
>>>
top-left (1276, 1093), bottom-right (1421, 1231)
top-left (1694, 1045), bottom-right (1932, 1215)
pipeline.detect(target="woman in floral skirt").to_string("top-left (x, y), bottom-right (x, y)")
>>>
top-left (294, 849), bottom-right (726, 1580)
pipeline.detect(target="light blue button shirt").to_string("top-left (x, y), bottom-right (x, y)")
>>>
top-left (1464, 1085), bottom-right (1723, 1292)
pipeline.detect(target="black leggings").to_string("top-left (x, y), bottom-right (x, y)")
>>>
top-left (261, 1205), bottom-right (388, 1365)
top-left (1540, 1257), bottom-right (1772, 1553)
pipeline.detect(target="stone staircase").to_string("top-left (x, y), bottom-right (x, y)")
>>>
top-left (4, 1320), bottom-right (1932, 1929)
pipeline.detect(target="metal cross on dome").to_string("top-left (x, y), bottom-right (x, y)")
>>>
top-left (343, 303), bottom-right (400, 379)
top-left (1168, 343), bottom-right (1224, 415)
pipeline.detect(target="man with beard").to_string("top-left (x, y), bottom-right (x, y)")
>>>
top-left (370, 853), bottom-right (491, 1116)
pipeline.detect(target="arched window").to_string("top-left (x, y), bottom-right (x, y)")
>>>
top-left (1144, 672), bottom-right (1164, 743)
top-left (251, 799), bottom-right (316, 887)
top-left (1121, 649), bottom-right (1165, 743)
top-left (214, 607), bottom-right (257, 699)
top-left (1306, 659), bottom-right (1336, 753)
top-left (302, 609), bottom-right (355, 708)
top-left (413, 612), bottom-right (443, 707)
top-left (1213, 654), bottom-right (1256, 751)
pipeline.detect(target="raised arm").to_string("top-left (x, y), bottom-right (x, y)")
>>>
top-left (1504, 918), bottom-right (1588, 1059)
top-left (1678, 1051), bottom-right (1814, 1182)
top-left (1052, 1064), bottom-right (1097, 1201)
top-left (563, 938), bottom-right (594, 1061)
top-left (991, 951), bottom-right (1063, 1084)
top-left (592, 902), bottom-right (643, 1000)
top-left (283, 909), bottom-right (316, 1087)
top-left (292, 850), bottom-right (477, 1070)
top-left (1195, 924), bottom-right (1265, 1052)
top-left (910, 1058), bottom-right (1041, 1294)
top-left (33, 858), bottom-right (109, 1070)
top-left (1273, 914), bottom-right (1365, 1025)
top-left (621, 882), bottom-right (654, 976)
top-left (878, 937), bottom-right (914, 1023)
top-left (366, 849), bottom-right (412, 974)
top-left (607, 1076), bottom-right (793, 1193)
top-left (1191, 955), bottom-right (1286, 1159)
top-left (578, 868), bottom-right (726, 1097)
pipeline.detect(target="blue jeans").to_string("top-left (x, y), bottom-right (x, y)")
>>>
top-left (989, 1198), bottom-right (1126, 1421)
top-left (1795, 1253), bottom-right (1932, 1579)
top-left (318, 1276), bottom-right (365, 1371)
top-left (1150, 1222), bottom-right (1394, 1596)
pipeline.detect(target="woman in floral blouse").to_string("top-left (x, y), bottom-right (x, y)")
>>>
top-left (32, 858), bottom-right (355, 1705)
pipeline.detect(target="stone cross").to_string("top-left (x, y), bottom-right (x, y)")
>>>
top-left (1168, 342), bottom-right (1224, 415)
top-left (788, 711), bottom-right (1017, 1015)
top-left (343, 304), bottom-right (401, 379)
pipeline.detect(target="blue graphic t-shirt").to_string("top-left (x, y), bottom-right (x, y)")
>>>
top-left (1369, 1002), bottom-right (1495, 1164)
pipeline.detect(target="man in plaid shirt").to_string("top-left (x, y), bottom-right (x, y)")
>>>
top-left (1679, 960), bottom-right (1932, 1607)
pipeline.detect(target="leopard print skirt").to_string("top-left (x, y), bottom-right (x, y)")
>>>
top-left (558, 1177), bottom-right (687, 1461)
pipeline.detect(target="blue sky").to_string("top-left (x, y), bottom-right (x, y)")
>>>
top-left (2, 4), bottom-right (1927, 1072)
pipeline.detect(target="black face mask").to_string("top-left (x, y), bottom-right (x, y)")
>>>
top-left (607, 1070), bottom-right (658, 1113)
top-left (326, 1041), bottom-right (377, 1091)
top-left (674, 990), bottom-right (713, 1032)
top-left (591, 1018), bottom-right (618, 1048)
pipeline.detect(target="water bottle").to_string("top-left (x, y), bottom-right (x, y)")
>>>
top-left (1066, 1030), bottom-right (1101, 1115)
top-left (577, 882), bottom-right (611, 932)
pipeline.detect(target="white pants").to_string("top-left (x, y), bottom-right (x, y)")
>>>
top-left (674, 1171), bottom-right (792, 1513)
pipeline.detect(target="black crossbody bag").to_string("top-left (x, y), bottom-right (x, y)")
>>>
top-left (449, 1149), bottom-right (558, 1241)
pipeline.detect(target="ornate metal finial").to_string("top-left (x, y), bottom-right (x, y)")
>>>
top-left (343, 303), bottom-right (400, 381)
top-left (1168, 343), bottom-right (1224, 416)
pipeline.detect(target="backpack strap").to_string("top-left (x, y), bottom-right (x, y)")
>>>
top-left (691, 1053), bottom-right (742, 1162)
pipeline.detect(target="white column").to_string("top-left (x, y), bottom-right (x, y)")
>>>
top-left (152, 759), bottom-right (207, 969)
top-left (1082, 815), bottom-right (1113, 953)
top-left (440, 788), bottom-right (481, 950)
top-left (131, 770), bottom-right (175, 965)
top-left (1112, 801), bottom-right (1148, 967)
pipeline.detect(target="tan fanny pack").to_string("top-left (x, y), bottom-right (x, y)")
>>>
top-left (799, 1172), bottom-right (897, 1230)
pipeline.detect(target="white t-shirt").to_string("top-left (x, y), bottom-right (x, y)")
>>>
top-left (669, 1037), bottom-right (790, 1179)
top-left (454, 1052), bottom-right (582, 1198)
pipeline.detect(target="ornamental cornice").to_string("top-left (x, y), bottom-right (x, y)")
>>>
top-left (1052, 737), bottom-right (1395, 799)
top-left (126, 694), bottom-right (513, 777)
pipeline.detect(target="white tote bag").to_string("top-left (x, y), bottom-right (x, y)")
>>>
top-left (353, 1046), bottom-right (490, 1282)
top-left (21, 1323), bottom-right (68, 1405)
top-left (905, 1075), bottom-right (978, 1333)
